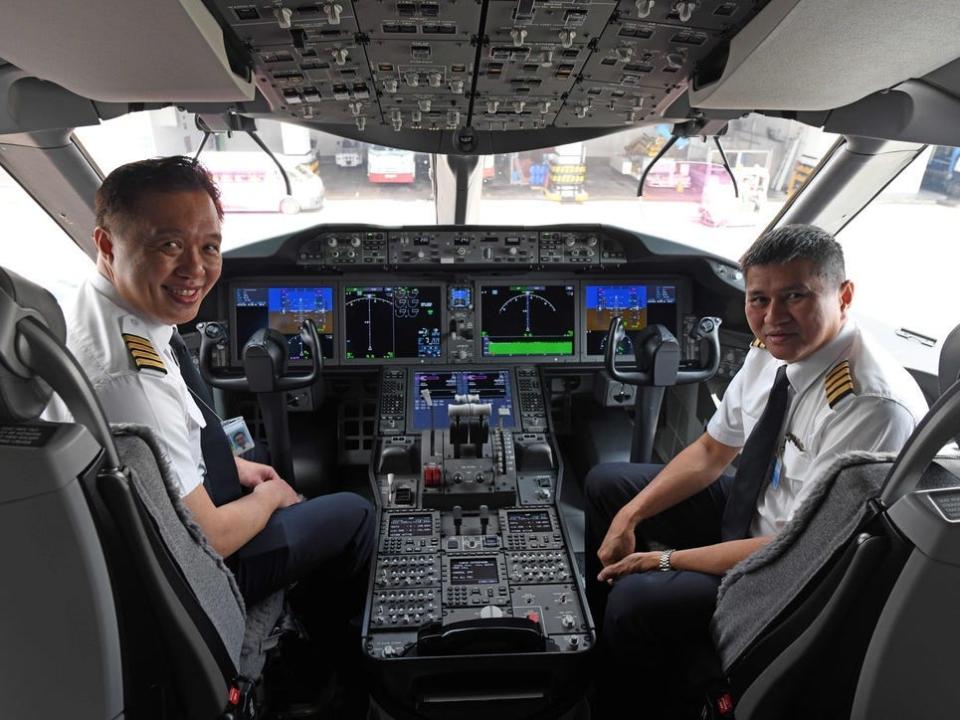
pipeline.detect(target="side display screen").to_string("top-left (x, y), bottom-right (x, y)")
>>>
top-left (411, 370), bottom-right (515, 430)
top-left (387, 514), bottom-right (434, 537)
top-left (584, 284), bottom-right (678, 357)
top-left (233, 286), bottom-right (335, 362)
top-left (479, 284), bottom-right (576, 357)
top-left (450, 557), bottom-right (500, 585)
top-left (506, 510), bottom-right (553, 534)
top-left (343, 285), bottom-right (442, 359)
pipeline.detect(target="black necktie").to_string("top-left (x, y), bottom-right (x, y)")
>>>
top-left (721, 364), bottom-right (791, 541)
top-left (169, 330), bottom-right (242, 506)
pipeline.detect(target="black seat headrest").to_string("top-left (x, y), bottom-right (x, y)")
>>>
top-left (0, 266), bottom-right (67, 422)
top-left (939, 324), bottom-right (960, 397)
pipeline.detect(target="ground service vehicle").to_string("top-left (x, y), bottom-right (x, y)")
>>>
top-left (1, 2), bottom-right (960, 720)
top-left (367, 145), bottom-right (417, 184)
top-left (199, 151), bottom-right (325, 213)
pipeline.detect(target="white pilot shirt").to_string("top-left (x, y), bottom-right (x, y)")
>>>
top-left (47, 272), bottom-right (207, 497)
top-left (707, 320), bottom-right (928, 537)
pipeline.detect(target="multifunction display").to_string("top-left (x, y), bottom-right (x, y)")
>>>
top-left (479, 284), bottom-right (576, 357)
top-left (344, 285), bottom-right (442, 359)
top-left (583, 284), bottom-right (678, 356)
top-left (449, 557), bottom-right (500, 585)
top-left (387, 514), bottom-right (435, 537)
top-left (506, 510), bottom-right (553, 534)
top-left (412, 370), bottom-right (515, 430)
top-left (233, 286), bottom-right (335, 361)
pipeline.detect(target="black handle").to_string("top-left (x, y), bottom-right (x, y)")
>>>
top-left (198, 319), bottom-right (321, 392)
top-left (276, 317), bottom-right (321, 391)
top-left (679, 316), bottom-right (722, 383)
top-left (604, 315), bottom-right (721, 387)
top-left (416, 617), bottom-right (546, 656)
top-left (199, 321), bottom-right (247, 391)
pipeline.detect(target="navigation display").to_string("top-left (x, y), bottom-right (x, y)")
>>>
top-left (479, 284), bottom-right (576, 357)
top-left (233, 285), bottom-right (335, 362)
top-left (344, 285), bottom-right (442, 359)
top-left (584, 284), bottom-right (678, 357)
top-left (450, 557), bottom-right (500, 585)
top-left (411, 370), bottom-right (515, 430)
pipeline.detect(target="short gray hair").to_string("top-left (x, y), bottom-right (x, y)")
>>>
top-left (739, 224), bottom-right (845, 287)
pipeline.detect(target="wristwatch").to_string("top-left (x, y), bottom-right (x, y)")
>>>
top-left (658, 549), bottom-right (676, 572)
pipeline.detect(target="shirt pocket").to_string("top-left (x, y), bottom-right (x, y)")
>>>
top-left (781, 440), bottom-right (810, 493)
top-left (183, 390), bottom-right (208, 432)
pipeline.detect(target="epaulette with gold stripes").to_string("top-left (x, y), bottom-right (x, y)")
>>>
top-left (825, 360), bottom-right (855, 408)
top-left (750, 338), bottom-right (766, 349)
top-left (122, 333), bottom-right (167, 375)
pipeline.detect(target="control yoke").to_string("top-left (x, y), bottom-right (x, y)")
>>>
top-left (198, 319), bottom-right (322, 391)
top-left (198, 318), bottom-right (323, 484)
top-left (603, 316), bottom-right (721, 463)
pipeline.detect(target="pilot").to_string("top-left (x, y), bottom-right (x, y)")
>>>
top-left (584, 224), bottom-right (928, 716)
top-left (47, 156), bottom-right (374, 628)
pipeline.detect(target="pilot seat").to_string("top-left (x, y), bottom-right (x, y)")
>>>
top-left (0, 266), bottom-right (287, 720)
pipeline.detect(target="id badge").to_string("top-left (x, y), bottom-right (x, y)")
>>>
top-left (771, 456), bottom-right (783, 489)
top-left (222, 416), bottom-right (255, 456)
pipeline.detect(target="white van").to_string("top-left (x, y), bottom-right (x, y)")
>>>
top-left (198, 151), bottom-right (324, 214)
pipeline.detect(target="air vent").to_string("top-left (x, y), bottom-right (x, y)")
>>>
top-left (233, 6), bottom-right (259, 21)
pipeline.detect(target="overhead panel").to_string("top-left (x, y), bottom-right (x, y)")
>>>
top-left (207, 0), bottom-right (773, 139)
top-left (615, 0), bottom-right (761, 32)
top-left (222, 2), bottom-right (380, 125)
top-left (356, 0), bottom-right (480, 132)
top-left (553, 0), bottom-right (753, 128)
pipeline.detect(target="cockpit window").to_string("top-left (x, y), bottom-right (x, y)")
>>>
top-left (0, 166), bottom-right (91, 314)
top-left (477, 114), bottom-right (836, 257)
top-left (836, 145), bottom-right (960, 343)
top-left (74, 109), bottom-right (438, 250)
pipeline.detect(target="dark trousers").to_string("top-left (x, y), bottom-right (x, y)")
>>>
top-left (584, 463), bottom-right (731, 717)
top-left (227, 491), bottom-right (375, 619)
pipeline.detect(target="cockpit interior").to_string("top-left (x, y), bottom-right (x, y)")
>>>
top-left (2, 1), bottom-right (960, 719)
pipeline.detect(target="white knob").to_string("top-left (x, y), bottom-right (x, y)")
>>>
top-left (274, 6), bottom-right (293, 28)
top-left (323, 2), bottom-right (342, 24)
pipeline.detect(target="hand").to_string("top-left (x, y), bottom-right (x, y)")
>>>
top-left (252, 475), bottom-right (301, 509)
top-left (597, 512), bottom-right (637, 568)
top-left (597, 551), bottom-right (661, 583)
top-left (235, 456), bottom-right (280, 488)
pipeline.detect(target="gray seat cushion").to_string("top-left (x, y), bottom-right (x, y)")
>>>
top-left (112, 424), bottom-right (283, 677)
top-left (712, 450), bottom-right (897, 671)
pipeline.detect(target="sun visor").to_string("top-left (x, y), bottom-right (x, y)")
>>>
top-left (689, 0), bottom-right (960, 112)
top-left (0, 0), bottom-right (253, 103)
